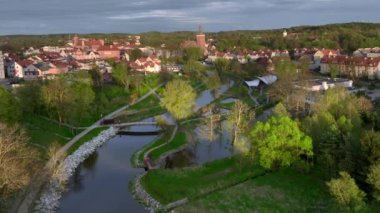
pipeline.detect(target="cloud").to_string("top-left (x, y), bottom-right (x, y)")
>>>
top-left (0, 0), bottom-right (378, 34)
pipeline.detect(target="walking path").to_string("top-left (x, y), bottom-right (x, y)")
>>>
top-left (15, 83), bottom-right (165, 213)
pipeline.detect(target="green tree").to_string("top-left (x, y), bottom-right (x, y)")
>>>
top-left (0, 87), bottom-right (21, 123)
top-left (88, 68), bottom-right (104, 88)
top-left (214, 58), bottom-right (232, 74)
top-left (112, 63), bottom-right (130, 91)
top-left (70, 81), bottom-right (95, 125)
top-left (130, 48), bottom-right (143, 61)
top-left (15, 81), bottom-right (43, 114)
top-left (183, 60), bottom-right (205, 77)
top-left (327, 171), bottom-right (366, 210)
top-left (184, 47), bottom-right (203, 61)
top-left (160, 79), bottom-right (196, 120)
top-left (41, 77), bottom-right (73, 123)
top-left (272, 102), bottom-right (290, 117)
top-left (367, 161), bottom-right (380, 201)
top-left (227, 101), bottom-right (254, 145)
top-left (250, 116), bottom-right (313, 170)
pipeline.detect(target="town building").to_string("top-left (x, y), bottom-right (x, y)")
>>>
top-left (129, 56), bottom-right (161, 73)
top-left (196, 25), bottom-right (207, 54)
top-left (0, 51), bottom-right (5, 79)
top-left (321, 56), bottom-right (380, 79)
top-left (353, 47), bottom-right (380, 58)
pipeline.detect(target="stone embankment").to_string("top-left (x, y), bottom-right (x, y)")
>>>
top-left (34, 127), bottom-right (117, 212)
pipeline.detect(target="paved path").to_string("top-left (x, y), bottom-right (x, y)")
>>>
top-left (15, 83), bottom-right (164, 213)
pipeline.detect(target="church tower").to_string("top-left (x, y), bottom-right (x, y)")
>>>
top-left (196, 25), bottom-right (206, 53)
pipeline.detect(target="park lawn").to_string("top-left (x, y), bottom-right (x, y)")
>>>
top-left (149, 132), bottom-right (187, 162)
top-left (178, 168), bottom-right (338, 213)
top-left (121, 106), bottom-right (166, 123)
top-left (67, 127), bottom-right (108, 155)
top-left (129, 94), bottom-right (160, 111)
top-left (21, 114), bottom-right (75, 159)
top-left (141, 157), bottom-right (266, 205)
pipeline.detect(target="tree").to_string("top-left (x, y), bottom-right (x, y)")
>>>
top-left (88, 68), bottom-right (104, 88)
top-left (160, 79), bottom-right (196, 120)
top-left (41, 77), bottom-right (73, 123)
top-left (0, 123), bottom-right (38, 195)
top-left (272, 102), bottom-right (290, 117)
top-left (183, 60), bottom-right (205, 77)
top-left (0, 87), bottom-right (21, 123)
top-left (184, 47), bottom-right (203, 61)
top-left (329, 64), bottom-right (339, 79)
top-left (15, 81), bottom-right (43, 114)
top-left (227, 101), bottom-right (254, 144)
top-left (214, 58), bottom-right (232, 75)
top-left (250, 116), bottom-right (313, 170)
top-left (200, 105), bottom-right (221, 142)
top-left (130, 48), bottom-right (143, 61)
top-left (327, 171), bottom-right (366, 210)
top-left (367, 161), bottom-right (380, 201)
top-left (70, 81), bottom-right (95, 125)
top-left (112, 63), bottom-right (130, 91)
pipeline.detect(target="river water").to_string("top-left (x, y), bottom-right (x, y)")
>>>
top-left (58, 132), bottom-right (157, 212)
top-left (58, 83), bottom-right (234, 212)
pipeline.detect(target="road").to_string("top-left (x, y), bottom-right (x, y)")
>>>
top-left (15, 82), bottom-right (164, 213)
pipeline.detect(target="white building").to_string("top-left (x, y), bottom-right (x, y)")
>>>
top-left (0, 51), bottom-right (5, 79)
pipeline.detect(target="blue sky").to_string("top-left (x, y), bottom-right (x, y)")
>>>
top-left (0, 0), bottom-right (379, 35)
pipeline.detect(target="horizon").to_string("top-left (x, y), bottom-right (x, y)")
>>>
top-left (0, 0), bottom-right (379, 35)
top-left (0, 21), bottom-right (378, 37)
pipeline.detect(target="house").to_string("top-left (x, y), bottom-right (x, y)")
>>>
top-left (353, 47), bottom-right (380, 58)
top-left (321, 56), bottom-right (380, 79)
top-left (23, 64), bottom-right (41, 78)
top-left (313, 49), bottom-right (340, 64)
top-left (206, 52), bottom-right (234, 62)
top-left (293, 78), bottom-right (353, 92)
top-left (0, 51), bottom-right (5, 79)
top-left (129, 56), bottom-right (161, 72)
top-left (97, 45), bottom-right (120, 60)
top-left (244, 75), bottom-right (277, 88)
top-left (23, 47), bottom-right (40, 57)
top-left (71, 35), bottom-right (105, 50)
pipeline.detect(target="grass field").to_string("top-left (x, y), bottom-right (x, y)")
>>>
top-left (149, 132), bottom-right (187, 162)
top-left (21, 114), bottom-right (75, 159)
top-left (141, 157), bottom-right (265, 205)
top-left (177, 168), bottom-right (338, 212)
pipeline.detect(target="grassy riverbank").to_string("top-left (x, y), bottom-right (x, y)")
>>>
top-left (141, 157), bottom-right (266, 205)
top-left (177, 168), bottom-right (338, 212)
top-left (67, 127), bottom-right (109, 155)
top-left (149, 132), bottom-right (187, 162)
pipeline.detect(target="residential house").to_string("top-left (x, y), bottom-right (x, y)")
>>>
top-left (321, 56), bottom-right (380, 79)
top-left (206, 52), bottom-right (234, 62)
top-left (129, 56), bottom-right (161, 73)
top-left (97, 45), bottom-right (120, 60)
top-left (313, 49), bottom-right (340, 64)
top-left (353, 47), bottom-right (380, 58)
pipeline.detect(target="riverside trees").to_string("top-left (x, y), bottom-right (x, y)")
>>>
top-left (160, 79), bottom-right (196, 120)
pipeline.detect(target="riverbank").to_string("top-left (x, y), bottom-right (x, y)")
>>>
top-left (141, 157), bottom-right (265, 205)
top-left (34, 127), bottom-right (117, 212)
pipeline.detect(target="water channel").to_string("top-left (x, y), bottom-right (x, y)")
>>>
top-left (58, 83), bottom-right (234, 212)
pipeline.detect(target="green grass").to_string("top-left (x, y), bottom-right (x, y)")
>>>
top-left (67, 127), bottom-right (108, 155)
top-left (149, 132), bottom-right (187, 162)
top-left (129, 94), bottom-right (160, 111)
top-left (121, 106), bottom-right (166, 123)
top-left (178, 168), bottom-right (338, 212)
top-left (130, 135), bottom-right (167, 166)
top-left (21, 114), bottom-right (75, 159)
top-left (141, 157), bottom-right (265, 205)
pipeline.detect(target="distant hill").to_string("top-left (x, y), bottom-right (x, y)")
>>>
top-left (1, 22), bottom-right (379, 53)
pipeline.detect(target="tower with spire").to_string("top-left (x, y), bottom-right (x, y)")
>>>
top-left (196, 24), bottom-right (207, 54)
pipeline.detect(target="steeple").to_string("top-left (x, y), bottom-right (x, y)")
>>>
top-left (198, 24), bottom-right (204, 35)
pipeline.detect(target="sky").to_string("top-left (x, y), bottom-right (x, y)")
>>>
top-left (0, 0), bottom-right (379, 35)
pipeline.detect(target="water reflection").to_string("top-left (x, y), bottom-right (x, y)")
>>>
top-left (162, 121), bottom-right (233, 168)
top-left (58, 134), bottom-right (157, 213)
